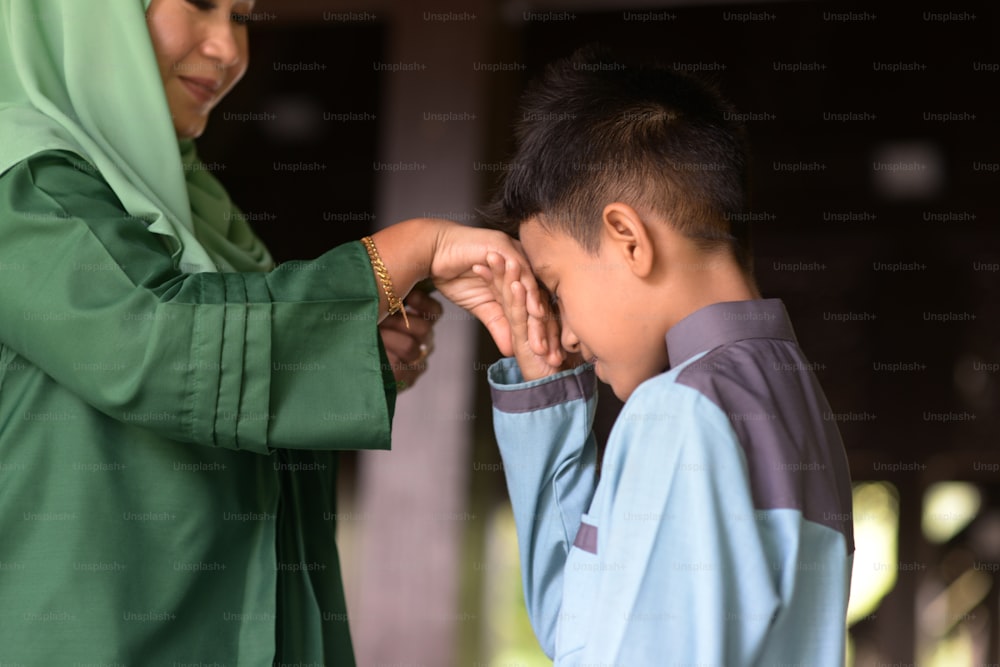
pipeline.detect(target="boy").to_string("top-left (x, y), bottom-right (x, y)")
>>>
top-left (479, 46), bottom-right (854, 666)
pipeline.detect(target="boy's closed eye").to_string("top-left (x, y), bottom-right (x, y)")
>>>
top-left (536, 282), bottom-right (560, 315)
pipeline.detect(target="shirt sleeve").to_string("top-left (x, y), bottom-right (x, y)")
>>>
top-left (0, 151), bottom-right (396, 454)
top-left (570, 382), bottom-right (784, 666)
top-left (488, 358), bottom-right (599, 658)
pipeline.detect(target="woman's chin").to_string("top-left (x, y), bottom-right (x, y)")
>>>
top-left (173, 116), bottom-right (208, 141)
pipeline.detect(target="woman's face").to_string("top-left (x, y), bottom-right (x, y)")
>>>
top-left (146, 0), bottom-right (254, 140)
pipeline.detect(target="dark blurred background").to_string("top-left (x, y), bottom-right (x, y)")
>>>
top-left (197, 1), bottom-right (1000, 664)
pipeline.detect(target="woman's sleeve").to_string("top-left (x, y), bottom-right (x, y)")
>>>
top-left (0, 151), bottom-right (396, 454)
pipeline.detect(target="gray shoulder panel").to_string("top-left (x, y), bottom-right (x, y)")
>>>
top-left (676, 339), bottom-right (854, 552)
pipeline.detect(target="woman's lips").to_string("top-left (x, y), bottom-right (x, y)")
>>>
top-left (179, 76), bottom-right (220, 105)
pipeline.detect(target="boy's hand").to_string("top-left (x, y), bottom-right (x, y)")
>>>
top-left (477, 252), bottom-right (566, 381)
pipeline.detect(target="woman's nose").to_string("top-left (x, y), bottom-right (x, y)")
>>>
top-left (201, 22), bottom-right (242, 69)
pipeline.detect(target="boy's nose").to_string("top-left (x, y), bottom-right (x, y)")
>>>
top-left (560, 325), bottom-right (581, 354)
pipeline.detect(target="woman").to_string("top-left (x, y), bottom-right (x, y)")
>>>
top-left (0, 0), bottom-right (546, 664)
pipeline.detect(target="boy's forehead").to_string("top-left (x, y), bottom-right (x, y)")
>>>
top-left (519, 215), bottom-right (586, 280)
top-left (518, 218), bottom-right (553, 270)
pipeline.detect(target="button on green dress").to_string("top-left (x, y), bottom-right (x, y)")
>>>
top-left (0, 151), bottom-right (396, 665)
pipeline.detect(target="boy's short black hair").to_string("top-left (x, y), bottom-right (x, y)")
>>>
top-left (483, 44), bottom-right (752, 272)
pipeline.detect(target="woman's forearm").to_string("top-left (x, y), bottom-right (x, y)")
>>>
top-left (367, 218), bottom-right (443, 324)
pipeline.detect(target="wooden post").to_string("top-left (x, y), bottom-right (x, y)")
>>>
top-left (349, 2), bottom-right (492, 664)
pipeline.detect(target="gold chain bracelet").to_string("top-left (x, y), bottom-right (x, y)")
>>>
top-left (361, 236), bottom-right (409, 329)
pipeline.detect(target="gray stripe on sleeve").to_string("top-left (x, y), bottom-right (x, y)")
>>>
top-left (491, 368), bottom-right (596, 414)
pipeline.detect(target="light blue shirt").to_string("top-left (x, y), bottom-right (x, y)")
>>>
top-left (489, 299), bottom-right (854, 666)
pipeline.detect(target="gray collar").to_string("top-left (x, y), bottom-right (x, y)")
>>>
top-left (666, 299), bottom-right (798, 368)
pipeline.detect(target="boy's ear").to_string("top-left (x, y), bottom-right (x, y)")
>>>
top-left (601, 202), bottom-right (654, 278)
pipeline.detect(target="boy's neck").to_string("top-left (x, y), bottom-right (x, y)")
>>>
top-left (658, 247), bottom-right (761, 335)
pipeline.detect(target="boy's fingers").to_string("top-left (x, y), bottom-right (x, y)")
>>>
top-left (504, 258), bottom-right (521, 284)
top-left (527, 310), bottom-right (548, 357)
top-left (509, 264), bottom-right (545, 320)
top-left (501, 261), bottom-right (521, 320)
top-left (507, 280), bottom-right (529, 330)
top-left (522, 277), bottom-right (548, 321)
top-left (545, 315), bottom-right (565, 367)
top-left (471, 264), bottom-right (492, 281)
top-left (525, 283), bottom-right (546, 320)
top-left (503, 258), bottom-right (554, 357)
top-left (509, 281), bottom-right (538, 361)
top-left (481, 250), bottom-right (557, 366)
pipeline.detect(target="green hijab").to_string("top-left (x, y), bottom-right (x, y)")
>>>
top-left (0, 0), bottom-right (273, 273)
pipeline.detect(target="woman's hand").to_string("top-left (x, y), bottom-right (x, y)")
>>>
top-left (379, 289), bottom-right (442, 391)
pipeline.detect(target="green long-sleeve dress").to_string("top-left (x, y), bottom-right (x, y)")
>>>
top-left (0, 151), bottom-right (396, 666)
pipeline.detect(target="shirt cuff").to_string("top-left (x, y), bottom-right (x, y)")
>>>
top-left (488, 358), bottom-right (596, 414)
